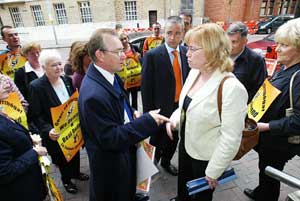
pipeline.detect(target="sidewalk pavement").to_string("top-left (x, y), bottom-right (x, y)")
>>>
top-left (49, 141), bottom-right (300, 201)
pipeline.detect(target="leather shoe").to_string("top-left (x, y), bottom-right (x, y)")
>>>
top-left (161, 164), bottom-right (178, 176)
top-left (169, 197), bottom-right (177, 201)
top-left (243, 188), bottom-right (256, 200)
top-left (134, 193), bottom-right (149, 201)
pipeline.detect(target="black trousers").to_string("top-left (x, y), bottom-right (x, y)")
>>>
top-left (177, 140), bottom-right (214, 201)
top-left (58, 152), bottom-right (80, 184)
top-left (127, 87), bottom-right (139, 109)
top-left (253, 146), bottom-right (296, 201)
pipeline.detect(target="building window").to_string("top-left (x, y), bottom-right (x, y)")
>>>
top-left (290, 0), bottom-right (297, 13)
top-left (9, 7), bottom-right (24, 27)
top-left (79, 1), bottom-right (93, 23)
top-left (124, 1), bottom-right (137, 20)
top-left (282, 0), bottom-right (290, 14)
top-left (54, 3), bottom-right (68, 24)
top-left (278, 0), bottom-right (284, 14)
top-left (260, 0), bottom-right (267, 16)
top-left (180, 0), bottom-right (193, 13)
top-left (267, 0), bottom-right (275, 15)
top-left (31, 5), bottom-right (45, 26)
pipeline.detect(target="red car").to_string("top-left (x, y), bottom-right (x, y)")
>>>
top-left (247, 33), bottom-right (277, 59)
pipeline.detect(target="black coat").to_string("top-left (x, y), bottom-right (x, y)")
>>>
top-left (14, 66), bottom-right (39, 101)
top-left (0, 115), bottom-right (47, 201)
top-left (78, 64), bottom-right (160, 201)
top-left (141, 44), bottom-right (189, 117)
top-left (260, 63), bottom-right (300, 155)
top-left (28, 75), bottom-right (75, 165)
top-left (233, 46), bottom-right (267, 102)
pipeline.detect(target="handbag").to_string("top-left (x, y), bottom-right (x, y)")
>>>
top-left (217, 76), bottom-right (259, 160)
top-left (286, 70), bottom-right (300, 144)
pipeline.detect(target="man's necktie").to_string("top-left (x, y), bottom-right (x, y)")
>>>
top-left (113, 76), bottom-right (133, 121)
top-left (172, 50), bottom-right (182, 102)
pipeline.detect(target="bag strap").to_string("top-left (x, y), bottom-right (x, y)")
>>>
top-left (289, 69), bottom-right (300, 109)
top-left (217, 76), bottom-right (234, 121)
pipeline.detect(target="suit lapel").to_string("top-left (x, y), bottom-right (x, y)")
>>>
top-left (159, 45), bottom-right (174, 76)
top-left (40, 75), bottom-right (61, 105)
top-left (186, 69), bottom-right (226, 111)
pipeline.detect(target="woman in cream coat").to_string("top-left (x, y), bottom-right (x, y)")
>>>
top-left (167, 23), bottom-right (248, 201)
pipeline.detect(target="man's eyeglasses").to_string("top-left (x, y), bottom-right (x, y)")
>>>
top-left (99, 49), bottom-right (125, 57)
top-left (187, 46), bottom-right (203, 53)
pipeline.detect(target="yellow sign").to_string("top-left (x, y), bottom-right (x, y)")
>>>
top-left (0, 92), bottom-right (28, 128)
top-left (50, 90), bottom-right (84, 162)
top-left (0, 50), bottom-right (27, 79)
top-left (117, 54), bottom-right (142, 89)
top-left (148, 38), bottom-right (163, 50)
top-left (248, 79), bottom-right (281, 122)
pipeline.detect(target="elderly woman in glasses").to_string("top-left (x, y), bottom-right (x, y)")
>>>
top-left (166, 23), bottom-right (248, 201)
top-left (28, 49), bottom-right (89, 194)
top-left (243, 17), bottom-right (300, 201)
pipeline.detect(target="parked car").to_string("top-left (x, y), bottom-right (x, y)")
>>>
top-left (256, 14), bottom-right (294, 34)
top-left (128, 32), bottom-right (151, 57)
top-left (248, 33), bottom-right (277, 59)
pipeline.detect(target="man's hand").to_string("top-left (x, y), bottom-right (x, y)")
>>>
top-left (33, 145), bottom-right (48, 156)
top-left (31, 134), bottom-right (42, 145)
top-left (133, 110), bottom-right (141, 119)
top-left (257, 122), bottom-right (269, 132)
top-left (149, 109), bottom-right (170, 126)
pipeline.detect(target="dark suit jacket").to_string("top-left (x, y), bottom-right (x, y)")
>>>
top-left (28, 75), bottom-right (74, 165)
top-left (78, 64), bottom-right (160, 201)
top-left (233, 46), bottom-right (267, 102)
top-left (14, 66), bottom-right (39, 101)
top-left (0, 115), bottom-right (47, 201)
top-left (141, 44), bottom-right (189, 117)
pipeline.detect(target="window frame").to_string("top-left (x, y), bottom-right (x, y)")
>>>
top-left (79, 1), bottom-right (93, 23)
top-left (9, 7), bottom-right (24, 27)
top-left (124, 0), bottom-right (137, 21)
top-left (31, 5), bottom-right (46, 26)
top-left (53, 3), bottom-right (68, 24)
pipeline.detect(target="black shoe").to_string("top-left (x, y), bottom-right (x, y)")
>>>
top-left (134, 193), bottom-right (149, 201)
top-left (76, 172), bottom-right (89, 181)
top-left (63, 181), bottom-right (78, 194)
top-left (244, 188), bottom-right (255, 200)
top-left (161, 164), bottom-right (178, 176)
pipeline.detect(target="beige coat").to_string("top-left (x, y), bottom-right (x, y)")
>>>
top-left (170, 68), bottom-right (248, 179)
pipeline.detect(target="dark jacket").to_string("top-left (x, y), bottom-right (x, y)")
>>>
top-left (141, 44), bottom-right (189, 117)
top-left (78, 64), bottom-right (160, 201)
top-left (234, 46), bottom-right (267, 102)
top-left (0, 115), bottom-right (47, 201)
top-left (260, 63), bottom-right (300, 155)
top-left (14, 66), bottom-right (39, 101)
top-left (28, 75), bottom-right (74, 165)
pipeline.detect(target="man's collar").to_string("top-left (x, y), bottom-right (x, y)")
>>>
top-left (164, 43), bottom-right (180, 54)
top-left (231, 46), bottom-right (246, 61)
top-left (93, 63), bottom-right (114, 85)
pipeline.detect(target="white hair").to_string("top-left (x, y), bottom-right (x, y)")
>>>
top-left (39, 49), bottom-right (62, 69)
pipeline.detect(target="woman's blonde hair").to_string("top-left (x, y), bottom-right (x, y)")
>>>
top-left (275, 18), bottom-right (300, 51)
top-left (184, 23), bottom-right (233, 73)
top-left (21, 42), bottom-right (41, 56)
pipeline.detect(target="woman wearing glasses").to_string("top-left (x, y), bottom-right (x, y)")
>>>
top-left (166, 23), bottom-right (248, 201)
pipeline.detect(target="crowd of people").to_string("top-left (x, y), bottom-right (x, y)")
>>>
top-left (0, 12), bottom-right (299, 201)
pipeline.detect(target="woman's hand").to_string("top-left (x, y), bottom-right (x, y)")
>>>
top-left (133, 110), bottom-right (141, 119)
top-left (149, 109), bottom-right (170, 126)
top-left (257, 122), bottom-right (270, 132)
top-left (31, 134), bottom-right (42, 145)
top-left (49, 128), bottom-right (60, 141)
top-left (166, 121), bottom-right (176, 140)
top-left (33, 145), bottom-right (48, 156)
top-left (205, 175), bottom-right (218, 189)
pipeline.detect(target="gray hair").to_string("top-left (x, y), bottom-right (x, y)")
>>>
top-left (165, 16), bottom-right (184, 29)
top-left (275, 18), bottom-right (300, 51)
top-left (226, 22), bottom-right (248, 38)
top-left (39, 49), bottom-right (62, 69)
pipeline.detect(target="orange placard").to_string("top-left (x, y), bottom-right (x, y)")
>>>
top-left (0, 92), bottom-right (28, 128)
top-left (0, 50), bottom-right (27, 80)
top-left (50, 90), bottom-right (84, 162)
top-left (137, 141), bottom-right (156, 192)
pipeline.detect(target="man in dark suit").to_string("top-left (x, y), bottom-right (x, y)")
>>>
top-left (78, 28), bottom-right (169, 201)
top-left (141, 16), bottom-right (190, 176)
top-left (226, 22), bottom-right (267, 103)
